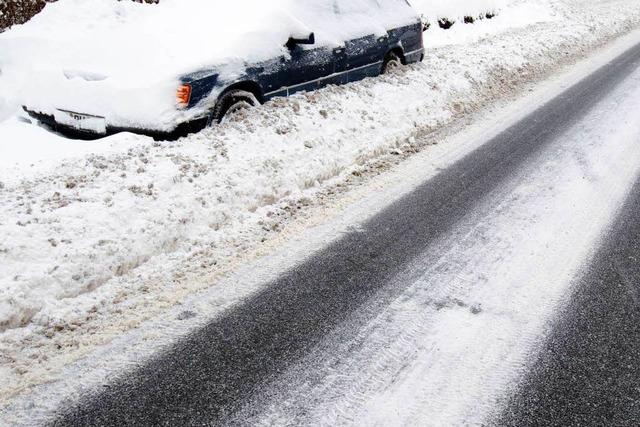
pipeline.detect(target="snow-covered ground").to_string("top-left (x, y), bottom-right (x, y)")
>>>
top-left (2, 0), bottom-right (640, 409)
top-left (412, 0), bottom-right (506, 23)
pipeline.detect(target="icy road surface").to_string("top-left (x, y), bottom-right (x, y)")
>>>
top-left (43, 34), bottom-right (640, 426)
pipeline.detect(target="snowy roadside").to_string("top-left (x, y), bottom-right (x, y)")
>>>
top-left (2, 0), bottom-right (640, 405)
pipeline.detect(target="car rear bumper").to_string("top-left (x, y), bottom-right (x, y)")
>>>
top-left (24, 108), bottom-right (206, 141)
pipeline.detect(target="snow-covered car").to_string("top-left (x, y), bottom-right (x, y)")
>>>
top-left (3, 0), bottom-right (424, 138)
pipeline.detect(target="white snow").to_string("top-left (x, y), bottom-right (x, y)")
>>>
top-left (2, 0), bottom-right (640, 415)
top-left (411, 0), bottom-right (506, 22)
top-left (424, 1), bottom-right (554, 47)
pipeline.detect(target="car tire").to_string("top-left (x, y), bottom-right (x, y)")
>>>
top-left (210, 89), bottom-right (260, 125)
top-left (381, 52), bottom-right (403, 74)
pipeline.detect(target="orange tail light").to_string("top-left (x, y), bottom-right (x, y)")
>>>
top-left (177, 84), bottom-right (192, 107)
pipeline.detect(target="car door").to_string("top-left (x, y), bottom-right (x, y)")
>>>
top-left (344, 34), bottom-right (386, 81)
top-left (256, 44), bottom-right (335, 100)
top-left (283, 44), bottom-right (337, 95)
top-left (334, 0), bottom-right (387, 82)
top-left (260, 0), bottom-right (349, 98)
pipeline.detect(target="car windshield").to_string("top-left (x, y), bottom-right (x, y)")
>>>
top-left (289, 0), bottom-right (417, 45)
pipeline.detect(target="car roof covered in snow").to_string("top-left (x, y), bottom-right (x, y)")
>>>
top-left (0, 0), bottom-right (419, 84)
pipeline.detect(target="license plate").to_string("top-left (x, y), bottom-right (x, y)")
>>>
top-left (54, 109), bottom-right (107, 134)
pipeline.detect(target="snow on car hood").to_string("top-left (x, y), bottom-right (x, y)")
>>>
top-left (0, 0), bottom-right (312, 83)
top-left (0, 0), bottom-right (419, 130)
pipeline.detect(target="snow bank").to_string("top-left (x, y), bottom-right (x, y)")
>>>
top-left (410, 0), bottom-right (506, 21)
top-left (425, 1), bottom-right (554, 47)
top-left (2, 0), bottom-right (640, 407)
top-left (0, 92), bottom-right (10, 122)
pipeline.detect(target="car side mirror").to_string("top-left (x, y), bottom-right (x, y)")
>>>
top-left (286, 33), bottom-right (315, 50)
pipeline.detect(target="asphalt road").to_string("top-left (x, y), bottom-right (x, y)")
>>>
top-left (497, 178), bottom-right (640, 426)
top-left (53, 42), bottom-right (640, 426)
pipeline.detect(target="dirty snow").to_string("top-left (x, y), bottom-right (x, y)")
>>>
top-left (1, 0), bottom-right (640, 412)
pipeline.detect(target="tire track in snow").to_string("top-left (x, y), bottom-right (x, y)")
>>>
top-left (497, 158), bottom-right (640, 425)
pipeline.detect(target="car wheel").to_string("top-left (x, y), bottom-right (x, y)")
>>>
top-left (382, 52), bottom-right (403, 74)
top-left (210, 89), bottom-right (260, 125)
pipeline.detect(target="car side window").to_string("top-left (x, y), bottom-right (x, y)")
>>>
top-left (332, 0), bottom-right (386, 38)
top-left (289, 0), bottom-right (342, 47)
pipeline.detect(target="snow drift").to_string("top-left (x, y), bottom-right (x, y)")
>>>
top-left (410, 0), bottom-right (506, 22)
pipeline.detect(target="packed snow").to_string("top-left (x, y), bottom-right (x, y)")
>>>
top-left (412, 0), bottom-right (505, 22)
top-left (2, 0), bottom-right (640, 413)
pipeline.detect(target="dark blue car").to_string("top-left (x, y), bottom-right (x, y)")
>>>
top-left (24, 0), bottom-right (424, 138)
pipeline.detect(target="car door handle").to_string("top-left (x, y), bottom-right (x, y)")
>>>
top-left (333, 47), bottom-right (345, 54)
